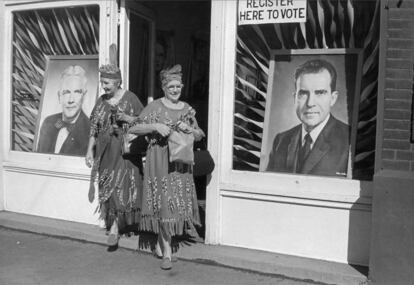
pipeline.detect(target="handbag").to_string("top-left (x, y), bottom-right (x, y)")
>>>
top-left (193, 140), bottom-right (215, 176)
top-left (168, 130), bottom-right (195, 164)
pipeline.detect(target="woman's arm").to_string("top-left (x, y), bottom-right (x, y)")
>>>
top-left (116, 112), bottom-right (137, 124)
top-left (176, 120), bottom-right (205, 142)
top-left (85, 136), bottom-right (96, 168)
top-left (128, 122), bottom-right (171, 137)
top-left (192, 126), bottom-right (205, 142)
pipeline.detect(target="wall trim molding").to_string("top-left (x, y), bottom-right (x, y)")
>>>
top-left (221, 189), bottom-right (372, 211)
top-left (3, 163), bottom-right (90, 181)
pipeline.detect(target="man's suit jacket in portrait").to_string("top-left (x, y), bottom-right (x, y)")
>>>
top-left (266, 115), bottom-right (350, 177)
top-left (37, 111), bottom-right (90, 156)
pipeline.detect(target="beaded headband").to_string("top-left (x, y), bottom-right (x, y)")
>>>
top-left (160, 64), bottom-right (182, 87)
top-left (99, 64), bottom-right (122, 80)
top-left (100, 71), bottom-right (122, 80)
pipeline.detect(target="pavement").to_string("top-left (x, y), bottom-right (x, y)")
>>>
top-left (0, 211), bottom-right (368, 285)
top-left (0, 227), bottom-right (319, 285)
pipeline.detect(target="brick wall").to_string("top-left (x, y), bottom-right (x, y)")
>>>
top-left (381, 0), bottom-right (414, 172)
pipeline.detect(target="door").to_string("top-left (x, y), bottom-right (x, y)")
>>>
top-left (119, 0), bottom-right (156, 105)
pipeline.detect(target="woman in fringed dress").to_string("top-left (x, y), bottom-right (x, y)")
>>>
top-left (128, 64), bottom-right (204, 270)
top-left (85, 64), bottom-right (144, 246)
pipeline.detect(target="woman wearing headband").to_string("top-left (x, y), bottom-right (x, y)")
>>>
top-left (128, 64), bottom-right (205, 270)
top-left (85, 64), bottom-right (144, 247)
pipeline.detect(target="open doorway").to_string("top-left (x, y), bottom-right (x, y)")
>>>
top-left (124, 0), bottom-right (211, 239)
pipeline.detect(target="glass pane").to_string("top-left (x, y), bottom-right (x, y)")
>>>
top-left (10, 5), bottom-right (100, 156)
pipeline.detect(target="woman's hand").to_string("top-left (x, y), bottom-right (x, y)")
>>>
top-left (176, 121), bottom-right (205, 141)
top-left (176, 121), bottom-right (192, 133)
top-left (154, 123), bottom-right (171, 137)
top-left (125, 133), bottom-right (137, 141)
top-left (116, 111), bottom-right (135, 124)
top-left (85, 150), bottom-right (94, 168)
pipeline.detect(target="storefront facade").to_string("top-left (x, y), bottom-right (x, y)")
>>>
top-left (1, 0), bottom-right (413, 279)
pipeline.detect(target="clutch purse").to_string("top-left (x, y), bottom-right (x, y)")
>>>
top-left (193, 139), bottom-right (215, 176)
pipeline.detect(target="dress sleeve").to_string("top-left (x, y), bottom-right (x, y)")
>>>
top-left (89, 97), bottom-right (102, 137)
top-left (138, 100), bottom-right (159, 124)
top-left (184, 103), bottom-right (201, 130)
top-left (127, 91), bottom-right (144, 116)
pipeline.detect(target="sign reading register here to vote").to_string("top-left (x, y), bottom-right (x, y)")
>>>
top-left (238, 0), bottom-right (307, 25)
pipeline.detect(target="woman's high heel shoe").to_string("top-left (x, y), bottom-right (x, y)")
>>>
top-left (160, 257), bottom-right (172, 270)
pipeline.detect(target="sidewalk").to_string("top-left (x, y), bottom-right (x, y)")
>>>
top-left (0, 211), bottom-right (368, 285)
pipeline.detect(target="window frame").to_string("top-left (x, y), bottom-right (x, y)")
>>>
top-left (208, 0), bottom-right (373, 208)
top-left (2, 0), bottom-right (117, 176)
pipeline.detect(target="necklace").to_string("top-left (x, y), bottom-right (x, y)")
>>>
top-left (107, 89), bottom-right (125, 106)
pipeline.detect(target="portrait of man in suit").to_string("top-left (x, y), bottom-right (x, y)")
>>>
top-left (36, 65), bottom-right (90, 156)
top-left (265, 58), bottom-right (350, 177)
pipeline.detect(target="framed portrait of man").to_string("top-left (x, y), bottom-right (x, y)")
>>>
top-left (33, 55), bottom-right (99, 156)
top-left (260, 49), bottom-right (362, 178)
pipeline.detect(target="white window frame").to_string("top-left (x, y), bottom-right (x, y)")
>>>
top-left (1, 0), bottom-right (118, 177)
top-left (205, 0), bottom-right (372, 244)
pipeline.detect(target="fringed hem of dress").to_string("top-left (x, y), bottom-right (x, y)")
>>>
top-left (139, 214), bottom-right (201, 237)
top-left (101, 203), bottom-right (141, 233)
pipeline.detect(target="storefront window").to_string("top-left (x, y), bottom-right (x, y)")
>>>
top-left (10, 5), bottom-right (99, 156)
top-left (232, 0), bottom-right (380, 180)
